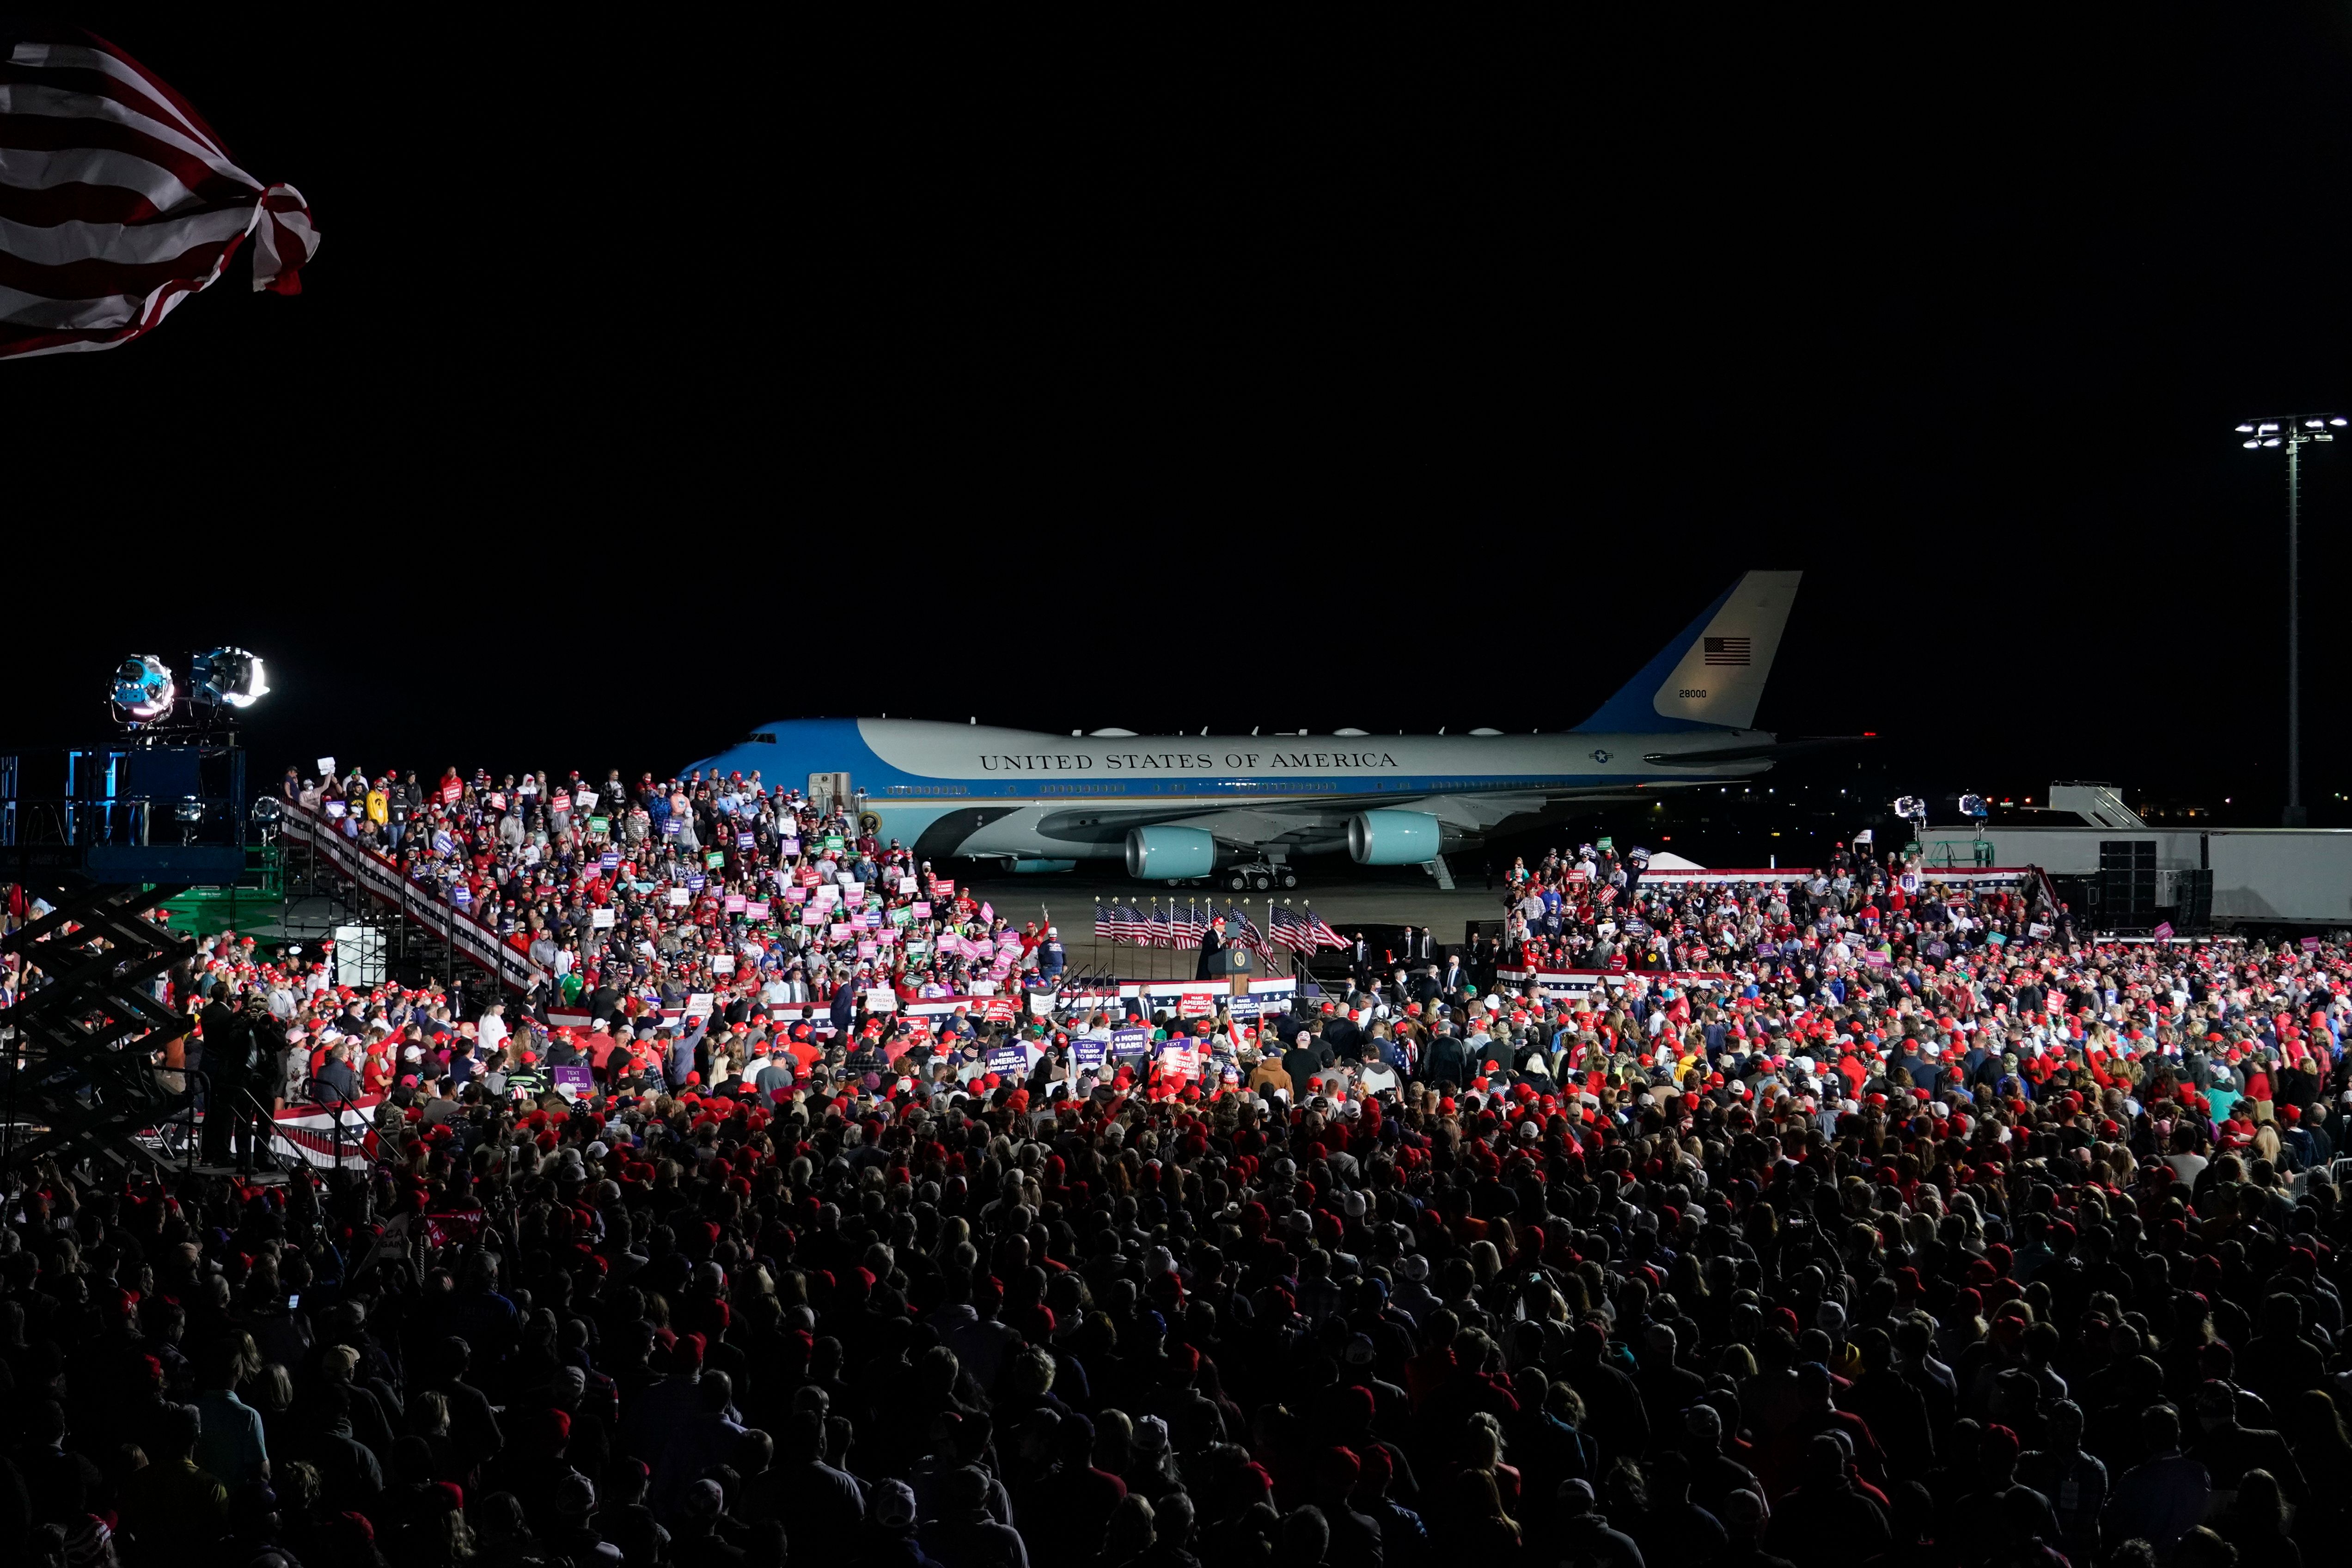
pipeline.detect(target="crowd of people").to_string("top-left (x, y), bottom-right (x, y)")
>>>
top-left (0, 759), bottom-right (2348, 1568)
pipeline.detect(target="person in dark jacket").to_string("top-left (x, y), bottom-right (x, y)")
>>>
top-left (1195, 920), bottom-right (1227, 981)
top-left (1763, 1436), bottom-right (1889, 1568)
top-left (918, 1465), bottom-right (1029, 1568)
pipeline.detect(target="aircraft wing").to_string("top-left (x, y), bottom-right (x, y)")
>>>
top-left (1032, 788), bottom-right (1650, 853)
top-left (1640, 735), bottom-right (1869, 767)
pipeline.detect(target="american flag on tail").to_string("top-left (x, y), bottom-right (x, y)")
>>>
top-left (0, 28), bottom-right (321, 358)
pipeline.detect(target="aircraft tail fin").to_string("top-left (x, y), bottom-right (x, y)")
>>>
top-left (1573, 570), bottom-right (1802, 732)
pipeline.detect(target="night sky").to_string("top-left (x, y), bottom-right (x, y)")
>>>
top-left (12, 12), bottom-right (2352, 836)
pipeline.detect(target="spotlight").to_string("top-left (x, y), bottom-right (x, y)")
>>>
top-left (1891, 795), bottom-right (1922, 819)
top-left (173, 797), bottom-right (206, 824)
top-left (1958, 793), bottom-right (1988, 818)
top-left (251, 796), bottom-right (285, 825)
top-left (190, 646), bottom-right (268, 708)
top-left (109, 655), bottom-right (176, 724)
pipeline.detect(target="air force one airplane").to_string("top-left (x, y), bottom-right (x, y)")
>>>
top-left (682, 571), bottom-right (1843, 887)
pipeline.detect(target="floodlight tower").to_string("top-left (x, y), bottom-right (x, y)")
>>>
top-left (2236, 415), bottom-right (2345, 826)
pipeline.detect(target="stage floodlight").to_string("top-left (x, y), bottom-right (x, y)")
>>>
top-left (110, 655), bottom-right (176, 723)
top-left (173, 797), bottom-right (205, 824)
top-left (1959, 793), bottom-right (1987, 818)
top-left (252, 796), bottom-right (285, 825)
top-left (1892, 795), bottom-right (1922, 819)
top-left (190, 646), bottom-right (269, 708)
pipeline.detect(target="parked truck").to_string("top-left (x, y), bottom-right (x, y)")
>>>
top-left (1916, 782), bottom-right (2352, 931)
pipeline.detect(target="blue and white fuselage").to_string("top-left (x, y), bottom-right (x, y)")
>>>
top-left (680, 571), bottom-right (1816, 878)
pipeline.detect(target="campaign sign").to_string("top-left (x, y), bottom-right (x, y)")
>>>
top-left (911, 902), bottom-right (933, 919)
top-left (747, 901), bottom-right (770, 920)
top-left (591, 908), bottom-right (616, 929)
top-left (987, 1045), bottom-right (1028, 1075)
top-left (1111, 1026), bottom-right (1151, 1059)
top-left (1073, 1037), bottom-right (1106, 1070)
top-left (552, 1065), bottom-right (593, 1102)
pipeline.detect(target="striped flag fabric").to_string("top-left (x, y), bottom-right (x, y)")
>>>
top-left (0, 28), bottom-right (320, 359)
top-left (1172, 900), bottom-right (1205, 950)
top-left (1221, 903), bottom-right (1267, 963)
top-left (1702, 635), bottom-right (1752, 666)
top-left (1238, 908), bottom-right (1278, 967)
top-left (1307, 911), bottom-right (1348, 950)
top-left (1269, 905), bottom-right (1314, 954)
top-left (1146, 901), bottom-right (1173, 947)
top-left (1093, 902), bottom-right (1113, 942)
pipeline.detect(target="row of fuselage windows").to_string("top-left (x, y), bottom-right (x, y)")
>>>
top-left (873, 777), bottom-right (1587, 798)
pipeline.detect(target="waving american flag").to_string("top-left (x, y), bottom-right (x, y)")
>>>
top-left (0, 27), bottom-right (319, 358)
top-left (1269, 904), bottom-right (1315, 955)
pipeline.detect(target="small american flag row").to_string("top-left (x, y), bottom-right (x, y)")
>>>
top-left (1268, 905), bottom-right (1313, 954)
top-left (1094, 900), bottom-right (1266, 952)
